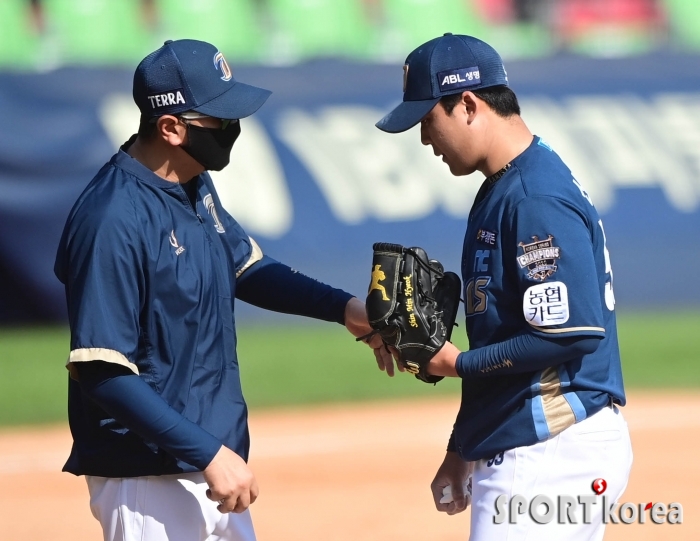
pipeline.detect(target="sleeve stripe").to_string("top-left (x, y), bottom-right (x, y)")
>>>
top-left (529, 325), bottom-right (605, 334)
top-left (67, 348), bottom-right (139, 375)
top-left (235, 236), bottom-right (264, 278)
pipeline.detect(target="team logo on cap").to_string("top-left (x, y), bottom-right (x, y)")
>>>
top-left (213, 51), bottom-right (232, 81)
top-left (403, 64), bottom-right (409, 92)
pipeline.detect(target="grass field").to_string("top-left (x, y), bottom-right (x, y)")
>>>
top-left (0, 311), bottom-right (698, 426)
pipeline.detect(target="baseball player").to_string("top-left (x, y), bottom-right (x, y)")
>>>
top-left (375, 34), bottom-right (633, 540)
top-left (54, 39), bottom-right (389, 541)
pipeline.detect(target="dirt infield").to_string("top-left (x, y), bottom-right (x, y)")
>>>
top-left (0, 391), bottom-right (697, 540)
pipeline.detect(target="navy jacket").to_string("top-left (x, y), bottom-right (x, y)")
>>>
top-left (55, 142), bottom-right (350, 477)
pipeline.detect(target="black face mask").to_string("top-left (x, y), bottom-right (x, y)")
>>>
top-left (180, 120), bottom-right (241, 171)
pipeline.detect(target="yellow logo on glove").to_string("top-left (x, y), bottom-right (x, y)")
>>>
top-left (369, 265), bottom-right (390, 301)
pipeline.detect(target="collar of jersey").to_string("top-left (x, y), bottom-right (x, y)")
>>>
top-left (113, 137), bottom-right (203, 190)
top-left (470, 135), bottom-right (538, 210)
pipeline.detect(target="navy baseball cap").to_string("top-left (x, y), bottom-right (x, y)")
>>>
top-left (133, 39), bottom-right (271, 120)
top-left (376, 33), bottom-right (508, 133)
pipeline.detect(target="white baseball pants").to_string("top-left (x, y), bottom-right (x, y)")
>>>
top-left (469, 404), bottom-right (633, 541)
top-left (86, 471), bottom-right (256, 541)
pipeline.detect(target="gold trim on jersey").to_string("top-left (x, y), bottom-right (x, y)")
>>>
top-left (530, 325), bottom-right (605, 334)
top-left (540, 366), bottom-right (577, 437)
top-left (236, 236), bottom-right (264, 278)
top-left (66, 348), bottom-right (139, 380)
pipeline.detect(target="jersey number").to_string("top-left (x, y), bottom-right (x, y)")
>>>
top-left (573, 177), bottom-right (615, 312)
top-left (465, 277), bottom-right (490, 316)
top-left (487, 451), bottom-right (505, 467)
top-left (598, 220), bottom-right (615, 311)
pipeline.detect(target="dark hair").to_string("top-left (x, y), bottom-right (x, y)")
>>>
top-left (440, 86), bottom-right (520, 118)
top-left (137, 115), bottom-right (158, 140)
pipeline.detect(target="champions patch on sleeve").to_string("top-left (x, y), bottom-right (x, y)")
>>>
top-left (437, 67), bottom-right (481, 92)
top-left (517, 235), bottom-right (561, 281)
top-left (523, 281), bottom-right (569, 326)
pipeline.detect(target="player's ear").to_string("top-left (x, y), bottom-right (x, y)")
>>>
top-left (156, 115), bottom-right (186, 147)
top-left (460, 92), bottom-right (478, 124)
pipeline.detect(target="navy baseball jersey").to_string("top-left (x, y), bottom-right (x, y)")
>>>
top-left (451, 136), bottom-right (626, 461)
top-left (55, 140), bottom-right (262, 477)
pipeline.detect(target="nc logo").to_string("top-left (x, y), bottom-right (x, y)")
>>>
top-left (213, 52), bottom-right (232, 81)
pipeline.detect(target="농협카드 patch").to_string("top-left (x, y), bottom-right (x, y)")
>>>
top-left (523, 281), bottom-right (569, 326)
top-left (517, 235), bottom-right (561, 281)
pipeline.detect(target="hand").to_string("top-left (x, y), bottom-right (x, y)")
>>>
top-left (344, 297), bottom-right (402, 376)
top-left (431, 451), bottom-right (474, 515)
top-left (203, 445), bottom-right (259, 514)
top-left (427, 341), bottom-right (460, 378)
